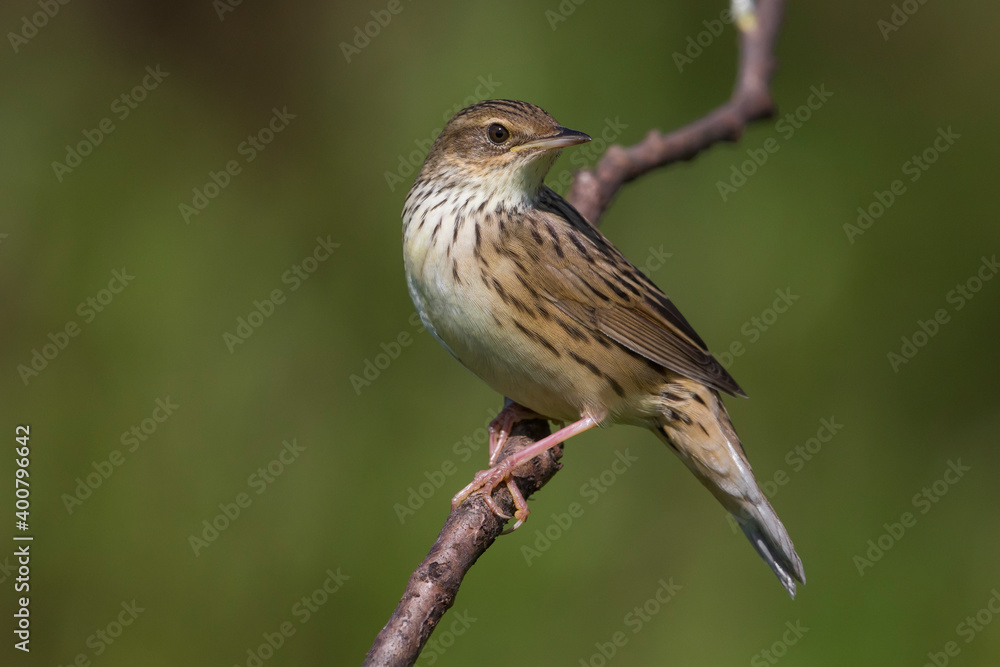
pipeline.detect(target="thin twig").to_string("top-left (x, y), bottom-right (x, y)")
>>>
top-left (364, 419), bottom-right (558, 667)
top-left (567, 0), bottom-right (784, 224)
top-left (367, 1), bottom-right (785, 663)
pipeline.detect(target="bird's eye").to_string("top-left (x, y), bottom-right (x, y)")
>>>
top-left (487, 123), bottom-right (510, 144)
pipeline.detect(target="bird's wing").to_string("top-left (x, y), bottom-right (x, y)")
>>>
top-left (520, 188), bottom-right (745, 398)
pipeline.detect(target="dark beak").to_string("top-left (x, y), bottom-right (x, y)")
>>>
top-left (510, 126), bottom-right (592, 152)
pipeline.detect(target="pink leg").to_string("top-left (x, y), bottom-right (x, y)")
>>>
top-left (452, 415), bottom-right (600, 529)
top-left (489, 400), bottom-right (545, 466)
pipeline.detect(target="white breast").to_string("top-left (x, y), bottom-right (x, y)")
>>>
top-left (402, 181), bottom-right (591, 423)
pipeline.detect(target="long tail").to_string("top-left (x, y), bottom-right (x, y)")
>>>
top-left (653, 380), bottom-right (806, 598)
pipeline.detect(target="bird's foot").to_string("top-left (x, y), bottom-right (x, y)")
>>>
top-left (451, 414), bottom-right (601, 532)
top-left (488, 400), bottom-right (545, 466)
top-left (451, 458), bottom-right (530, 530)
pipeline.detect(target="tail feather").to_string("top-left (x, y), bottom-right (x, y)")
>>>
top-left (733, 495), bottom-right (806, 597)
top-left (654, 381), bottom-right (806, 597)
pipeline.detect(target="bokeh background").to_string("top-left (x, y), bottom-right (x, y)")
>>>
top-left (2, 0), bottom-right (999, 664)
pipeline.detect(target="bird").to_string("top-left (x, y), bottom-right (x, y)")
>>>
top-left (401, 99), bottom-right (805, 597)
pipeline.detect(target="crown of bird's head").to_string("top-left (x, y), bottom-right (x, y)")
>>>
top-left (419, 100), bottom-right (591, 202)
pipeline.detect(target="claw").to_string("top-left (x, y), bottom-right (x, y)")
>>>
top-left (482, 485), bottom-right (512, 520)
top-left (501, 477), bottom-right (530, 534)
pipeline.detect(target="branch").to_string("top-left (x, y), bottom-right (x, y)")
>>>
top-left (367, 1), bottom-right (784, 663)
top-left (567, 0), bottom-right (785, 224)
top-left (364, 418), bottom-right (558, 667)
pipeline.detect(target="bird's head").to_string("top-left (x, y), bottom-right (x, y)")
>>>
top-left (419, 99), bottom-right (591, 207)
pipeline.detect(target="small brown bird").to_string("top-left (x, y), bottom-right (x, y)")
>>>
top-left (402, 100), bottom-right (805, 597)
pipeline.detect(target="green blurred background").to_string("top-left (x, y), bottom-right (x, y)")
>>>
top-left (2, 0), bottom-right (999, 664)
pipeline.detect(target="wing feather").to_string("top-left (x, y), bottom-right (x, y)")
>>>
top-left (527, 188), bottom-right (746, 397)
